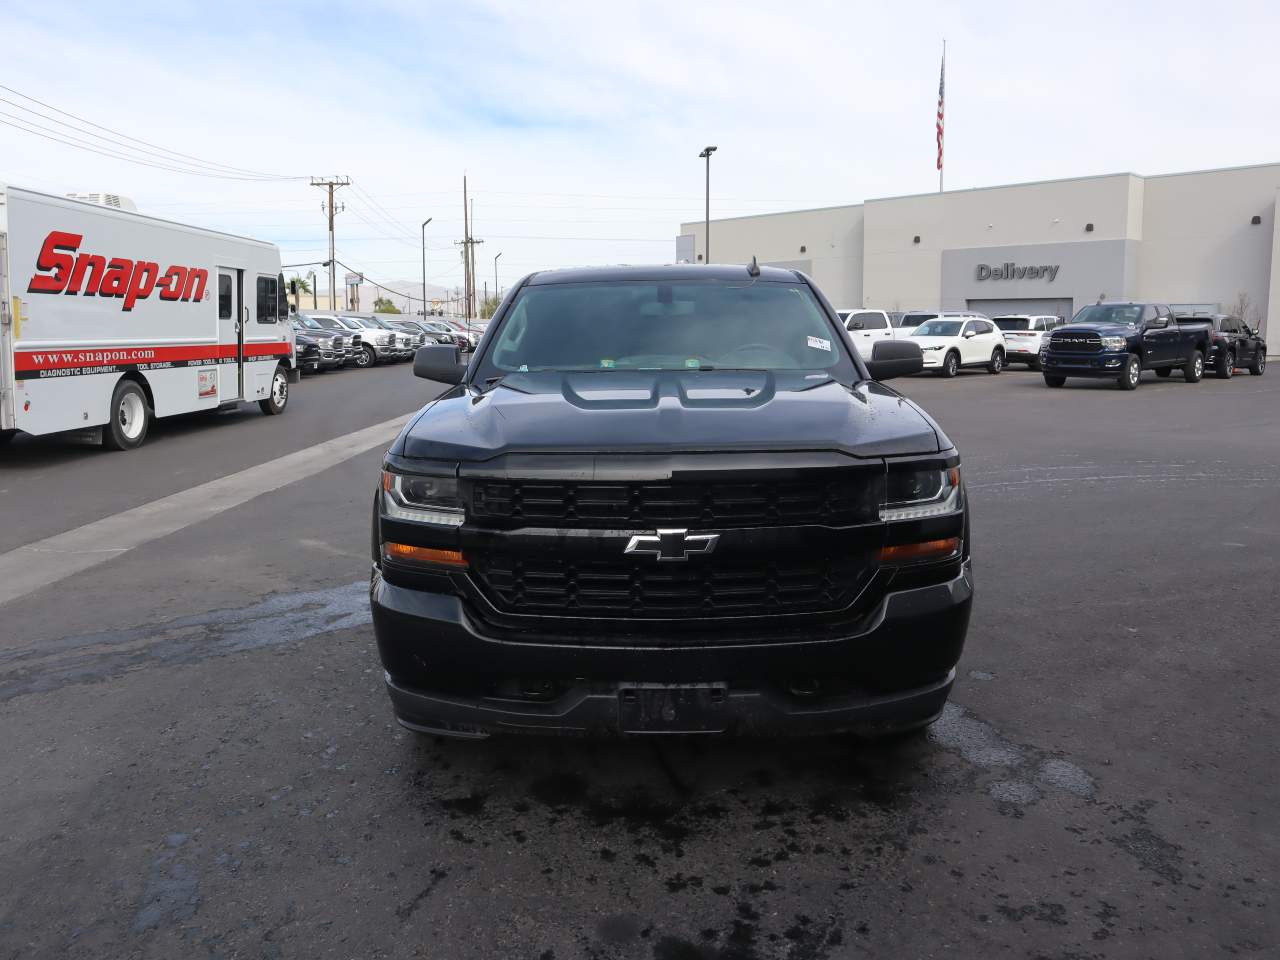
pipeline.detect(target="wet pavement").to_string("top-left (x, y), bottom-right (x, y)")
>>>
top-left (1, 364), bottom-right (1277, 958)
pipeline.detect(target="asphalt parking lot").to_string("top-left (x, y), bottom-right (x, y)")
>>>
top-left (1, 361), bottom-right (1277, 959)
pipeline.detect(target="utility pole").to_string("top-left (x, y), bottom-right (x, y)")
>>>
top-left (311, 176), bottom-right (350, 309)
top-left (494, 251), bottom-right (502, 304)
top-left (421, 217), bottom-right (432, 318)
top-left (469, 198), bottom-right (478, 319)
top-left (698, 147), bottom-right (717, 264)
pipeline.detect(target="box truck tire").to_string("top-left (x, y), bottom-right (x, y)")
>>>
top-left (102, 380), bottom-right (151, 451)
top-left (259, 365), bottom-right (289, 416)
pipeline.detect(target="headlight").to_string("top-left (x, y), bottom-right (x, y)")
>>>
top-left (921, 345), bottom-right (945, 352)
top-left (382, 470), bottom-right (464, 526)
top-left (1101, 336), bottom-right (1127, 350)
top-left (881, 466), bottom-right (962, 521)
top-left (377, 334), bottom-right (393, 345)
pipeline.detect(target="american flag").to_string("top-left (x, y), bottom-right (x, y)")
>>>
top-left (936, 46), bottom-right (946, 172)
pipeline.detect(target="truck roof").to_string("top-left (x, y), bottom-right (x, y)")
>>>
top-left (524, 264), bottom-right (803, 285)
top-left (1, 184), bottom-right (277, 250)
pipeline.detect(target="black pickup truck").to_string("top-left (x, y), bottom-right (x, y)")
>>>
top-left (369, 264), bottom-right (971, 740)
top-left (1040, 302), bottom-right (1212, 390)
top-left (1175, 314), bottom-right (1267, 379)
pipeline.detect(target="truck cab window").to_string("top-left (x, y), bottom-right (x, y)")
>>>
top-left (218, 275), bottom-right (233, 320)
top-left (256, 277), bottom-right (278, 324)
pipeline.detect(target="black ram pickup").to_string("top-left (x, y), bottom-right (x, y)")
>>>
top-left (369, 264), bottom-right (972, 739)
top-left (1041, 301), bottom-right (1212, 390)
top-left (1175, 313), bottom-right (1267, 379)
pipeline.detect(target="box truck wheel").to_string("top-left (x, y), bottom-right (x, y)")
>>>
top-left (103, 380), bottom-right (151, 450)
top-left (260, 365), bottom-right (289, 416)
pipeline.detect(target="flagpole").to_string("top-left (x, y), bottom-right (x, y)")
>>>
top-left (939, 39), bottom-right (946, 194)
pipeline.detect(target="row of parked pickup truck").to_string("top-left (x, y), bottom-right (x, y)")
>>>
top-left (837, 304), bottom-right (1267, 389)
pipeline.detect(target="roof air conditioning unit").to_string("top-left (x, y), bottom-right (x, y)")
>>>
top-left (65, 192), bottom-right (139, 213)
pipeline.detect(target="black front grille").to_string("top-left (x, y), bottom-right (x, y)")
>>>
top-left (471, 554), bottom-right (867, 619)
top-left (1049, 333), bottom-right (1102, 353)
top-left (470, 477), bottom-right (877, 528)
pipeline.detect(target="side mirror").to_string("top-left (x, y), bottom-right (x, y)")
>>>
top-left (413, 344), bottom-right (466, 384)
top-left (848, 321), bottom-right (864, 331)
top-left (865, 340), bottom-right (923, 381)
top-left (962, 330), bottom-right (976, 338)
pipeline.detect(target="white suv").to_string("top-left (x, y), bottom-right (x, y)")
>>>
top-left (992, 315), bottom-right (1063, 369)
top-left (837, 309), bottom-right (895, 360)
top-left (910, 314), bottom-right (1007, 377)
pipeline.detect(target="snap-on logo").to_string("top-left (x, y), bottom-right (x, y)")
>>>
top-left (26, 231), bottom-right (209, 312)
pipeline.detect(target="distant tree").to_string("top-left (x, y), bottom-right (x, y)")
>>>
top-left (374, 296), bottom-right (401, 314)
top-left (293, 276), bottom-right (312, 294)
top-left (480, 295), bottom-right (501, 319)
top-left (1228, 291), bottom-right (1258, 325)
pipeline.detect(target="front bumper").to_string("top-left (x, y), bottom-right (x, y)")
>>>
top-left (920, 350), bottom-right (948, 368)
top-left (1041, 350), bottom-right (1127, 376)
top-left (370, 560), bottom-right (972, 738)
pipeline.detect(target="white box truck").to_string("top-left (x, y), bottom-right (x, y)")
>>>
top-left (0, 186), bottom-right (295, 450)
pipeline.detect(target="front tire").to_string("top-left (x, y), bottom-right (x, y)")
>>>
top-left (102, 380), bottom-right (150, 450)
top-left (357, 345), bottom-right (376, 368)
top-left (987, 348), bottom-right (1004, 374)
top-left (259, 365), bottom-right (289, 415)
top-left (1250, 353), bottom-right (1266, 376)
top-left (1184, 350), bottom-right (1204, 383)
top-left (1043, 375), bottom-right (1066, 388)
top-left (1119, 353), bottom-right (1141, 390)
top-left (940, 351), bottom-right (959, 378)
top-left (1215, 349), bottom-right (1234, 379)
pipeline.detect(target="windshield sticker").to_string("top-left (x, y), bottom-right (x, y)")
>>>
top-left (685, 358), bottom-right (700, 368)
top-left (600, 358), bottom-right (616, 369)
top-left (518, 364), bottom-right (529, 372)
top-left (807, 336), bottom-right (832, 352)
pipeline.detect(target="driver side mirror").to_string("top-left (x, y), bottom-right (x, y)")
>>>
top-left (848, 320), bottom-right (864, 331)
top-left (962, 330), bottom-right (976, 339)
top-left (413, 344), bottom-right (467, 384)
top-left (865, 340), bottom-right (923, 381)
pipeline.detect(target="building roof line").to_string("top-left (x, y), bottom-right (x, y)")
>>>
top-left (681, 160), bottom-right (1280, 230)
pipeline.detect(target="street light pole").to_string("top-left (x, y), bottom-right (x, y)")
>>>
top-left (698, 146), bottom-right (717, 264)
top-left (307, 270), bottom-right (317, 310)
top-left (420, 218), bottom-right (432, 317)
top-left (494, 252), bottom-right (502, 305)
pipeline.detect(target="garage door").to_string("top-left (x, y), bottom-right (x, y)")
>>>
top-left (966, 297), bottom-right (1074, 322)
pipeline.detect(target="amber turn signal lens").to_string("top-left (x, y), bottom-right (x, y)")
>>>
top-left (384, 542), bottom-right (467, 567)
top-left (879, 537), bottom-right (960, 563)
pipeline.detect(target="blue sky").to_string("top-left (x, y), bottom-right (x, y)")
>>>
top-left (2, 0), bottom-right (1278, 297)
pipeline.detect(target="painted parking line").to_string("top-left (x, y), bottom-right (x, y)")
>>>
top-left (0, 413), bottom-right (413, 609)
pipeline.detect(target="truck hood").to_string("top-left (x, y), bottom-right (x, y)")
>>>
top-left (1053, 321), bottom-right (1136, 335)
top-left (393, 370), bottom-right (946, 461)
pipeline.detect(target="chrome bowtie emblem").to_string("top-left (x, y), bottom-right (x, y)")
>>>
top-left (624, 528), bottom-right (719, 562)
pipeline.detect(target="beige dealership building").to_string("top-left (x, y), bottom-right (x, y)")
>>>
top-left (677, 162), bottom-right (1280, 341)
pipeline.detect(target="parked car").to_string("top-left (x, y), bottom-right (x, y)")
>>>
top-left (840, 309), bottom-right (894, 360)
top-left (289, 318), bottom-right (341, 370)
top-left (293, 332), bottom-right (323, 375)
top-left (370, 263), bottom-right (970, 740)
top-left (388, 320), bottom-right (429, 350)
top-left (992, 315), bottom-right (1063, 370)
top-left (911, 316), bottom-right (1006, 377)
top-left (419, 319), bottom-right (471, 350)
top-left (332, 315), bottom-right (411, 366)
top-left (1041, 302), bottom-right (1212, 390)
top-left (298, 314), bottom-right (363, 367)
top-left (1175, 313), bottom-right (1267, 378)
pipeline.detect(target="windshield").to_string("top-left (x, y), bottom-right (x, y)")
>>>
top-left (901, 312), bottom-right (937, 326)
top-left (477, 280), bottom-right (853, 374)
top-left (913, 321), bottom-right (962, 337)
top-left (1072, 304), bottom-right (1143, 325)
top-left (305, 315), bottom-right (348, 331)
top-left (994, 318), bottom-right (1030, 331)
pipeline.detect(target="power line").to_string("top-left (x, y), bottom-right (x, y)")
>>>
top-left (0, 116), bottom-right (303, 182)
top-left (0, 82), bottom-right (304, 181)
